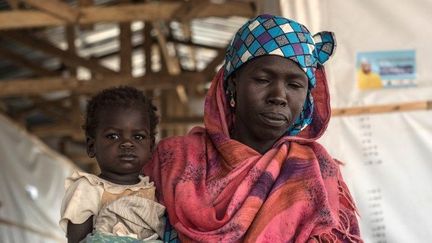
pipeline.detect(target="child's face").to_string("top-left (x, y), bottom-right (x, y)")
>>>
top-left (87, 107), bottom-right (152, 183)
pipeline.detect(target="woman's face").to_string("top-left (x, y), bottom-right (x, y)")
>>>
top-left (228, 55), bottom-right (309, 151)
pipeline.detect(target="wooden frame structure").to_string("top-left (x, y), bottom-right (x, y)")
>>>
top-left (0, 0), bottom-right (255, 169)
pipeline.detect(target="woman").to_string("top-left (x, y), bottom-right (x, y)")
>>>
top-left (145, 14), bottom-right (362, 242)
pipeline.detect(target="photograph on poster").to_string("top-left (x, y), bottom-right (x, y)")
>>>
top-left (356, 50), bottom-right (416, 90)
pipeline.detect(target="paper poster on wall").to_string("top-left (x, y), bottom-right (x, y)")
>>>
top-left (356, 50), bottom-right (416, 90)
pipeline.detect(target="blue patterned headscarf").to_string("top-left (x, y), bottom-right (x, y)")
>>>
top-left (223, 14), bottom-right (336, 135)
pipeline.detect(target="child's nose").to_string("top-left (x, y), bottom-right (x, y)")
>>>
top-left (120, 140), bottom-right (134, 148)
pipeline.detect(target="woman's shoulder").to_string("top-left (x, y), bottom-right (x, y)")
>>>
top-left (156, 127), bottom-right (207, 150)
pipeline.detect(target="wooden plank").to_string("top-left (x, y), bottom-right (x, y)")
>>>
top-left (0, 72), bottom-right (206, 97)
top-left (160, 115), bottom-right (203, 127)
top-left (1, 31), bottom-right (117, 77)
top-left (65, 25), bottom-right (77, 77)
top-left (24, 0), bottom-right (81, 22)
top-left (0, 78), bottom-right (79, 96)
top-left (202, 48), bottom-right (225, 77)
top-left (153, 21), bottom-right (181, 75)
top-left (0, 47), bottom-right (58, 76)
top-left (79, 2), bottom-right (179, 24)
top-left (119, 0), bottom-right (132, 75)
top-left (332, 101), bottom-right (432, 117)
top-left (143, 22), bottom-right (153, 74)
top-left (6, 0), bottom-right (20, 9)
top-left (30, 123), bottom-right (84, 140)
top-left (31, 115), bottom-right (203, 140)
top-left (194, 2), bottom-right (254, 19)
top-left (119, 22), bottom-right (132, 75)
top-left (0, 11), bottom-right (64, 30)
top-left (174, 0), bottom-right (207, 21)
top-left (78, 0), bottom-right (94, 30)
top-left (167, 37), bottom-right (222, 51)
top-left (0, 2), bottom-right (254, 30)
top-left (70, 95), bottom-right (82, 127)
top-left (153, 21), bottom-right (189, 105)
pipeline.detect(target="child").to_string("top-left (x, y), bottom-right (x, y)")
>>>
top-left (60, 86), bottom-right (165, 243)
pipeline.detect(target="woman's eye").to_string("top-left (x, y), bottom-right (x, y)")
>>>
top-left (255, 78), bottom-right (270, 83)
top-left (287, 81), bottom-right (305, 89)
top-left (106, 133), bottom-right (119, 140)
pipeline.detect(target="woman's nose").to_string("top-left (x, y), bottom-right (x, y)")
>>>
top-left (266, 81), bottom-right (287, 106)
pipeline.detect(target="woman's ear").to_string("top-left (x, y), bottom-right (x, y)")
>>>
top-left (226, 75), bottom-right (237, 108)
top-left (226, 74), bottom-right (237, 93)
top-left (86, 137), bottom-right (96, 158)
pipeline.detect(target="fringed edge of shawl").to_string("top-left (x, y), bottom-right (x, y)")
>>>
top-left (312, 180), bottom-right (363, 243)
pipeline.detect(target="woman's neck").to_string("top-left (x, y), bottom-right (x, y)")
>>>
top-left (231, 129), bottom-right (276, 155)
top-left (98, 172), bottom-right (140, 185)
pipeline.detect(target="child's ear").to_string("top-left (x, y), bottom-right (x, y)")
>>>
top-left (86, 137), bottom-right (96, 158)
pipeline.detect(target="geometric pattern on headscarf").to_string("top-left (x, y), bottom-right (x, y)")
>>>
top-left (223, 14), bottom-right (336, 135)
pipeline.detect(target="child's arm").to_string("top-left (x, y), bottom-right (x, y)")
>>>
top-left (66, 216), bottom-right (93, 243)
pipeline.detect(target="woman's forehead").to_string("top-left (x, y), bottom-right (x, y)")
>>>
top-left (238, 55), bottom-right (305, 76)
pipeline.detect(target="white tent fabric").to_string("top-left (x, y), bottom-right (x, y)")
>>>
top-left (320, 0), bottom-right (432, 107)
top-left (0, 114), bottom-right (74, 243)
top-left (320, 111), bottom-right (432, 242)
top-left (310, 0), bottom-right (432, 242)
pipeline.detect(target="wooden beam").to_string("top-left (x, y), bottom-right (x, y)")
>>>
top-left (65, 25), bottom-right (77, 77)
top-left (24, 0), bottom-right (81, 22)
top-left (30, 123), bottom-right (84, 141)
top-left (0, 47), bottom-right (58, 76)
top-left (193, 2), bottom-right (254, 19)
top-left (0, 11), bottom-right (63, 30)
top-left (6, 0), bottom-right (20, 9)
top-left (0, 72), bottom-right (206, 97)
top-left (332, 101), bottom-right (432, 116)
top-left (1, 31), bottom-right (117, 77)
top-left (153, 21), bottom-right (188, 105)
top-left (153, 21), bottom-right (181, 75)
top-left (31, 115), bottom-right (204, 140)
top-left (118, 0), bottom-right (132, 75)
top-left (167, 37), bottom-right (222, 51)
top-left (174, 0), bottom-right (207, 22)
top-left (143, 22), bottom-right (153, 74)
top-left (78, 0), bottom-right (94, 30)
top-left (160, 116), bottom-right (203, 127)
top-left (0, 2), bottom-right (254, 30)
top-left (119, 22), bottom-right (132, 75)
top-left (202, 48), bottom-right (225, 78)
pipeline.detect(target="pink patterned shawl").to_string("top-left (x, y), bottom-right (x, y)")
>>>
top-left (144, 67), bottom-right (362, 242)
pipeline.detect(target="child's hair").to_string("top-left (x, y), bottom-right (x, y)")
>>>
top-left (83, 86), bottom-right (159, 147)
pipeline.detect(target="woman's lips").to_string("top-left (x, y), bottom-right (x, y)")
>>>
top-left (259, 112), bottom-right (288, 127)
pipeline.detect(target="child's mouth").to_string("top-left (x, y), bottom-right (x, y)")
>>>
top-left (119, 154), bottom-right (137, 161)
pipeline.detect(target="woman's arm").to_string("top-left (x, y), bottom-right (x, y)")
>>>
top-left (66, 216), bottom-right (93, 243)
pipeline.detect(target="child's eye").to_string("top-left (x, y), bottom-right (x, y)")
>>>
top-left (134, 134), bottom-right (147, 140)
top-left (106, 133), bottom-right (120, 140)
